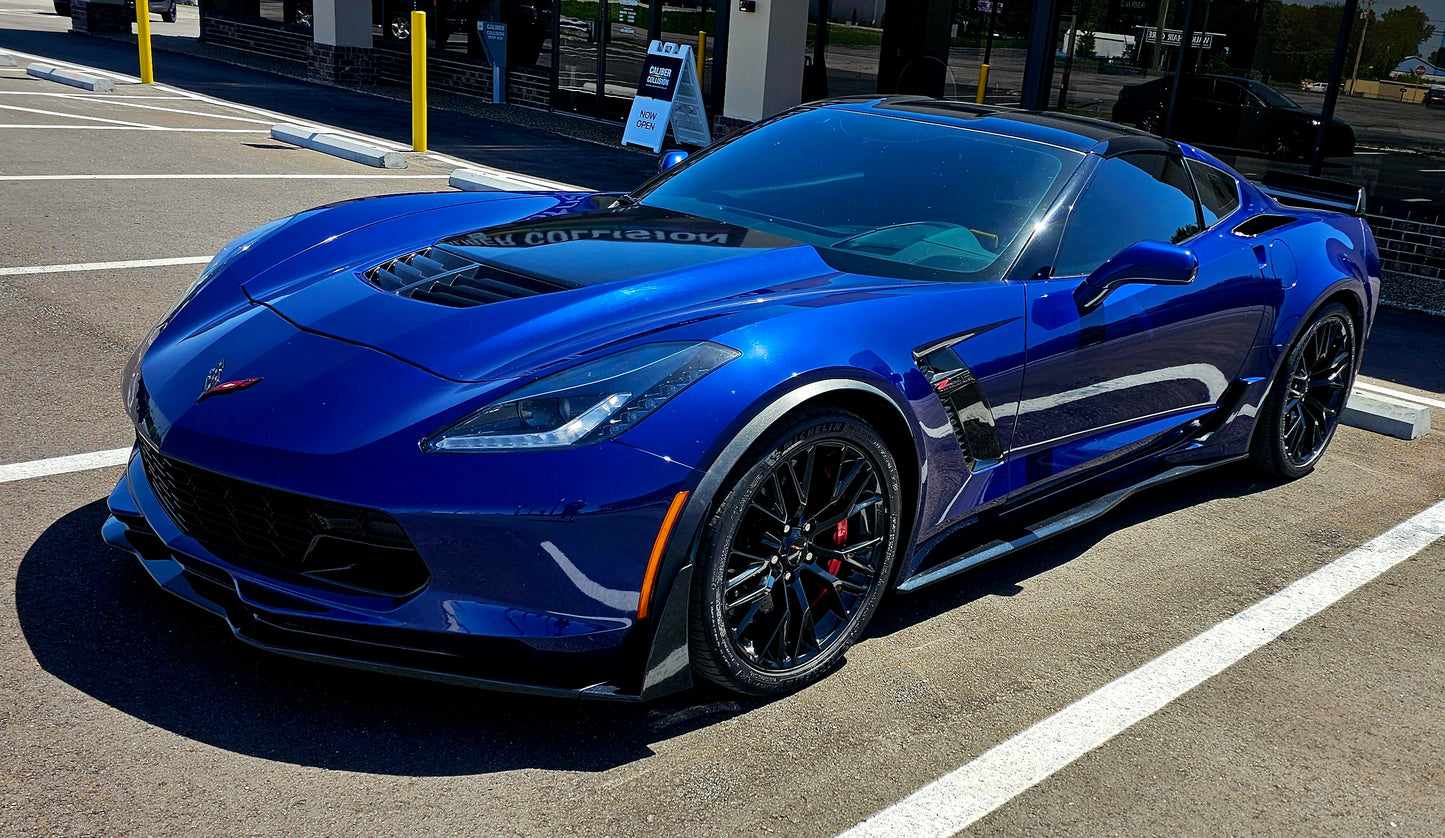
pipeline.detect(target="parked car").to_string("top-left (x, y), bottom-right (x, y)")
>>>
top-left (1113, 74), bottom-right (1354, 160)
top-left (121, 0), bottom-right (177, 22)
top-left (53, 0), bottom-right (68, 14)
top-left (1426, 86), bottom-right (1445, 108)
top-left (1300, 81), bottom-right (1328, 92)
top-left (105, 99), bottom-right (1378, 700)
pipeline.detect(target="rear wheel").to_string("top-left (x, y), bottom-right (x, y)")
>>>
top-left (161, 0), bottom-right (175, 22)
top-left (1251, 303), bottom-right (1357, 479)
top-left (689, 408), bottom-right (902, 696)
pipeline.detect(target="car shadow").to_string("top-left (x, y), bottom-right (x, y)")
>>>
top-left (17, 467), bottom-right (1272, 775)
top-left (1359, 307), bottom-right (1445, 396)
top-left (14, 500), bottom-right (764, 776)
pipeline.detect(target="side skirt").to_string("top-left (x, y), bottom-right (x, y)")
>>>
top-left (896, 455), bottom-right (1248, 593)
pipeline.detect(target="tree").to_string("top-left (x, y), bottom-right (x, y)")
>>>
top-left (1429, 45), bottom-right (1445, 68)
top-left (1363, 6), bottom-right (1435, 77)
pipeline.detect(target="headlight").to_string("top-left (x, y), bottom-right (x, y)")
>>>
top-left (424, 342), bottom-right (740, 452)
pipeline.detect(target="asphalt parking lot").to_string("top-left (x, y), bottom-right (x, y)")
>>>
top-left (2, 40), bottom-right (1444, 838)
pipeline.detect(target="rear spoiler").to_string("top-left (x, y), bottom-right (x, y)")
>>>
top-left (1254, 171), bottom-right (1366, 217)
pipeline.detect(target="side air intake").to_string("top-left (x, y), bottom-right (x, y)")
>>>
top-left (914, 343), bottom-right (1004, 472)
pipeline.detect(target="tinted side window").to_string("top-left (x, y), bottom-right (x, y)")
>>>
top-left (1054, 153), bottom-right (1203, 277)
top-left (1188, 160), bottom-right (1242, 228)
top-left (1213, 82), bottom-right (1247, 106)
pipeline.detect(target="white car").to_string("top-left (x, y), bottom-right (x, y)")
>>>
top-left (1301, 81), bottom-right (1328, 92)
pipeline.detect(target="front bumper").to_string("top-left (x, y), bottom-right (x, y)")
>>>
top-left (103, 448), bottom-right (693, 700)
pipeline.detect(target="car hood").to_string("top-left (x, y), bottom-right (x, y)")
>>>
top-left (242, 199), bottom-right (900, 382)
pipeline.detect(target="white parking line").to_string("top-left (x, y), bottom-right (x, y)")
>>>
top-left (839, 499), bottom-right (1445, 838)
top-left (0, 256), bottom-right (210, 277)
top-left (0, 92), bottom-right (188, 100)
top-left (0, 125), bottom-right (267, 132)
top-left (1355, 380), bottom-right (1445, 410)
top-left (0, 46), bottom-right (140, 83)
top-left (0, 174), bottom-right (450, 181)
top-left (44, 95), bottom-right (278, 125)
top-left (0, 102), bottom-right (165, 127)
top-left (0, 448), bottom-right (131, 484)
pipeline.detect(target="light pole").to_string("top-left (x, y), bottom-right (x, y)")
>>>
top-left (1348, 0), bottom-right (1373, 95)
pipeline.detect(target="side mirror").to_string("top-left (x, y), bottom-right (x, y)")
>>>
top-left (1074, 240), bottom-right (1198, 310)
top-left (659, 149), bottom-right (689, 173)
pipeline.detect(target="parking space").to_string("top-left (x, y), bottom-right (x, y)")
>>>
top-left (1, 42), bottom-right (1443, 838)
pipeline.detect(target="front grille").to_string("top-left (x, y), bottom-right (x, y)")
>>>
top-left (363, 244), bottom-right (572, 309)
top-left (139, 443), bottom-right (428, 598)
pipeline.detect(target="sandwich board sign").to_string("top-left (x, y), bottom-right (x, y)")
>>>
top-left (622, 41), bottom-right (712, 152)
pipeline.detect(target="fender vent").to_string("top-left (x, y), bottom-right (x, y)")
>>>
top-left (364, 245), bottom-right (574, 308)
top-left (914, 346), bottom-right (1004, 472)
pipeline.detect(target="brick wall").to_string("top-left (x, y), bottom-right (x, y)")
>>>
top-left (375, 47), bottom-right (550, 111)
top-left (70, 0), bottom-right (131, 35)
top-left (200, 13), bottom-right (310, 66)
top-left (1368, 215), bottom-right (1445, 315)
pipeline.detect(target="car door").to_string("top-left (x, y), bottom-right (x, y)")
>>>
top-left (1009, 150), bottom-right (1268, 489)
top-left (1174, 76), bottom-right (1217, 144)
top-left (1209, 80), bottom-right (1250, 148)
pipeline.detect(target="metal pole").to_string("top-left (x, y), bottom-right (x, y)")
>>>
top-left (135, 0), bottom-right (154, 84)
top-left (1162, 0), bottom-right (1197, 137)
top-left (978, 0), bottom-right (998, 103)
top-left (1310, 0), bottom-right (1358, 175)
top-left (1348, 0), bottom-right (1372, 95)
top-left (1020, 0), bottom-right (1060, 109)
top-left (412, 11), bottom-right (428, 153)
top-left (1153, 0), bottom-right (1172, 71)
top-left (1057, 5), bottom-right (1077, 109)
top-left (984, 2), bottom-right (997, 64)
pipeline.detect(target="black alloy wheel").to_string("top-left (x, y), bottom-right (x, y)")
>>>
top-left (161, 0), bottom-right (175, 22)
top-left (1138, 112), bottom-right (1162, 135)
top-left (390, 15), bottom-right (411, 40)
top-left (1251, 303), bottom-right (1357, 479)
top-left (690, 407), bottom-right (902, 696)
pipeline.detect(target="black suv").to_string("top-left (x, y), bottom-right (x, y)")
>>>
top-left (1426, 86), bottom-right (1445, 109)
top-left (1112, 74), bottom-right (1354, 160)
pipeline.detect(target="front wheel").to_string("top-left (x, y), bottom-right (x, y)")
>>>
top-left (161, 1), bottom-right (175, 22)
top-left (1250, 303), bottom-right (1357, 479)
top-left (689, 407), bottom-right (903, 696)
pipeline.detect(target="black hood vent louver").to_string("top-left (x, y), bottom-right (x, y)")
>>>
top-left (363, 244), bottom-right (574, 308)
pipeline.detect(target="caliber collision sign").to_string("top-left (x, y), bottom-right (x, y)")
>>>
top-left (622, 41), bottom-right (712, 153)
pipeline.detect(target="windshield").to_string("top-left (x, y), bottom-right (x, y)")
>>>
top-left (1246, 80), bottom-right (1302, 110)
top-left (633, 107), bottom-right (1080, 278)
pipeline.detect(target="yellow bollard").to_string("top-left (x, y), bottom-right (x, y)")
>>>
top-left (135, 0), bottom-right (154, 84)
top-left (696, 30), bottom-right (705, 80)
top-left (975, 64), bottom-right (989, 105)
top-left (411, 11), bottom-right (428, 153)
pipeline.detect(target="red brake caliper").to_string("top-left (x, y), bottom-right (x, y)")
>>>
top-left (828, 519), bottom-right (846, 576)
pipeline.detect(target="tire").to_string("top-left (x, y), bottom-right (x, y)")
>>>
top-left (689, 407), bottom-right (903, 696)
top-left (1138, 112), bottom-right (1162, 135)
top-left (1250, 303), bottom-right (1357, 480)
top-left (1267, 133), bottom-right (1301, 161)
top-left (54, 0), bottom-right (70, 14)
top-left (390, 15), bottom-right (410, 40)
top-left (161, 1), bottom-right (175, 22)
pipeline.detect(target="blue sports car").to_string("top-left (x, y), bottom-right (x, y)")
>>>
top-left (104, 98), bottom-right (1380, 699)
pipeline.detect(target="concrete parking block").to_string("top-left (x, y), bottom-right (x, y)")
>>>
top-left (270, 124), bottom-right (406, 169)
top-left (448, 168), bottom-right (508, 192)
top-left (1341, 389), bottom-right (1432, 440)
top-left (26, 63), bottom-right (116, 92)
top-left (0, 54), bottom-right (16, 68)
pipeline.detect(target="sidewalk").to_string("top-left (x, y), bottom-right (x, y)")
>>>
top-left (0, 28), bottom-right (657, 193)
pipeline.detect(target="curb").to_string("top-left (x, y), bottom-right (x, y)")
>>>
top-left (1341, 390), bottom-right (1432, 440)
top-left (270, 124), bottom-right (407, 169)
top-left (449, 167), bottom-right (585, 193)
top-left (26, 63), bottom-right (117, 93)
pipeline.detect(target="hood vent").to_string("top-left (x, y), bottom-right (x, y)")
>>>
top-left (363, 244), bottom-right (574, 308)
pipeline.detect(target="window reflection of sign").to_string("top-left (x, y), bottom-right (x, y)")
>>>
top-left (455, 224), bottom-right (745, 249)
top-left (1140, 28), bottom-right (1216, 49)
